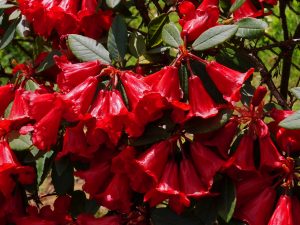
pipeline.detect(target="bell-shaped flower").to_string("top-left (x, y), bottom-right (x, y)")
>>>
top-left (235, 187), bottom-right (276, 225)
top-left (259, 136), bottom-right (285, 171)
top-left (268, 195), bottom-right (293, 225)
top-left (144, 159), bottom-right (190, 214)
top-left (88, 89), bottom-right (128, 146)
top-left (0, 84), bottom-right (15, 117)
top-left (179, 156), bottom-right (210, 198)
top-left (55, 56), bottom-right (101, 92)
top-left (63, 76), bottom-right (98, 121)
top-left (292, 196), bottom-right (300, 225)
top-left (0, 140), bottom-right (35, 198)
top-left (180, 5), bottom-right (219, 42)
top-left (187, 75), bottom-right (218, 119)
top-left (197, 0), bottom-right (219, 10)
top-left (251, 86), bottom-right (268, 107)
top-left (96, 174), bottom-right (132, 213)
top-left (206, 61), bottom-right (254, 103)
top-left (129, 140), bottom-right (173, 193)
top-left (269, 109), bottom-right (300, 153)
top-left (190, 141), bottom-right (225, 189)
top-left (52, 0), bottom-right (79, 35)
top-left (201, 119), bottom-right (238, 158)
top-left (224, 134), bottom-right (256, 172)
top-left (231, 0), bottom-right (264, 21)
top-left (142, 66), bottom-right (183, 102)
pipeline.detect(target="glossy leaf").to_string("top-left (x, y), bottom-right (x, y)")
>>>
top-left (8, 132), bottom-right (32, 151)
top-left (291, 87), bottom-right (300, 100)
top-left (279, 110), bottom-right (300, 130)
top-left (162, 23), bottom-right (183, 48)
top-left (129, 32), bottom-right (146, 58)
top-left (67, 34), bottom-right (111, 64)
top-left (52, 159), bottom-right (74, 195)
top-left (151, 208), bottom-right (198, 225)
top-left (147, 13), bottom-right (169, 48)
top-left (107, 15), bottom-right (128, 64)
top-left (0, 17), bottom-right (20, 49)
top-left (235, 18), bottom-right (268, 39)
top-left (192, 25), bottom-right (238, 51)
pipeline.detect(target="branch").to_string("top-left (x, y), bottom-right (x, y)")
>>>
top-left (251, 39), bottom-right (300, 52)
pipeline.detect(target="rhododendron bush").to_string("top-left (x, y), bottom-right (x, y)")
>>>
top-left (0, 0), bottom-right (300, 224)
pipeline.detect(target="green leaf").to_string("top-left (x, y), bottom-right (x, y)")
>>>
top-left (8, 9), bottom-right (20, 21)
top-left (106, 0), bottom-right (120, 8)
top-left (35, 50), bottom-right (62, 73)
top-left (0, 1), bottom-right (15, 9)
top-left (148, 13), bottom-right (169, 48)
top-left (36, 151), bottom-right (54, 185)
top-left (25, 79), bottom-right (39, 91)
top-left (52, 159), bottom-right (74, 195)
top-left (179, 64), bottom-right (189, 101)
top-left (279, 110), bottom-right (300, 130)
top-left (151, 208), bottom-right (198, 225)
top-left (235, 18), bottom-right (268, 39)
top-left (162, 23), bottom-right (183, 48)
top-left (291, 87), bottom-right (300, 100)
top-left (184, 109), bottom-right (233, 134)
top-left (192, 25), bottom-right (238, 51)
top-left (8, 132), bottom-right (32, 151)
top-left (70, 191), bottom-right (100, 217)
top-left (229, 0), bottom-right (246, 13)
top-left (107, 15), bottom-right (128, 64)
top-left (129, 32), bottom-right (146, 58)
top-left (67, 34), bottom-right (111, 64)
top-left (217, 177), bottom-right (237, 222)
top-left (0, 18), bottom-right (20, 49)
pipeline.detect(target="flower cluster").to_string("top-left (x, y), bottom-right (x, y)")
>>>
top-left (2, 0), bottom-right (300, 224)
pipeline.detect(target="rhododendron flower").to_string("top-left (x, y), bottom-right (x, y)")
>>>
top-left (190, 141), bottom-right (225, 189)
top-left (55, 56), bottom-right (102, 92)
top-left (235, 187), bottom-right (276, 225)
top-left (0, 84), bottom-right (15, 117)
top-left (206, 61), bottom-right (254, 103)
top-left (179, 2), bottom-right (219, 42)
top-left (231, 0), bottom-right (264, 21)
top-left (63, 76), bottom-right (98, 121)
top-left (268, 195), bottom-right (293, 225)
top-left (0, 140), bottom-right (35, 198)
top-left (18, 0), bottom-right (112, 38)
top-left (269, 109), bottom-right (300, 153)
top-left (187, 75), bottom-right (218, 119)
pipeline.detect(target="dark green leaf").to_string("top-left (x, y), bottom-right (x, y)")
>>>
top-left (229, 0), bottom-right (246, 13)
top-left (70, 190), bottom-right (100, 217)
top-left (129, 32), bottom-right (146, 58)
top-left (8, 131), bottom-right (32, 151)
top-left (0, 18), bottom-right (20, 49)
top-left (279, 110), bottom-right (300, 130)
top-left (67, 34), bottom-right (111, 64)
top-left (151, 208), bottom-right (198, 225)
top-left (36, 151), bottom-right (54, 185)
top-left (52, 159), bottom-right (74, 195)
top-left (291, 87), bottom-right (300, 100)
top-left (108, 15), bottom-right (128, 64)
top-left (147, 13), bottom-right (169, 48)
top-left (162, 23), bottom-right (183, 48)
top-left (217, 177), bottom-right (237, 222)
top-left (184, 109), bottom-right (233, 134)
top-left (179, 64), bottom-right (189, 101)
top-left (235, 18), bottom-right (268, 39)
top-left (106, 0), bottom-right (121, 8)
top-left (192, 25), bottom-right (238, 51)
top-left (35, 50), bottom-right (62, 73)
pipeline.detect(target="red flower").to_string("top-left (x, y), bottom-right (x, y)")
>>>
top-left (63, 76), bottom-right (98, 121)
top-left (187, 75), bottom-right (218, 119)
top-left (269, 109), bottom-right (300, 153)
top-left (179, 3), bottom-right (219, 42)
top-left (190, 141), bottom-right (224, 189)
top-left (129, 140), bottom-right (173, 193)
top-left (55, 56), bottom-right (101, 92)
top-left (231, 0), bottom-right (264, 21)
top-left (268, 195), bottom-right (293, 225)
top-left (235, 187), bottom-right (276, 225)
top-left (0, 84), bottom-right (15, 117)
top-left (206, 61), bottom-right (254, 103)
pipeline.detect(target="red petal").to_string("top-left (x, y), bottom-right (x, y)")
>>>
top-left (268, 195), bottom-right (293, 225)
top-left (0, 84), bottom-right (15, 116)
top-left (206, 61), bottom-right (254, 103)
